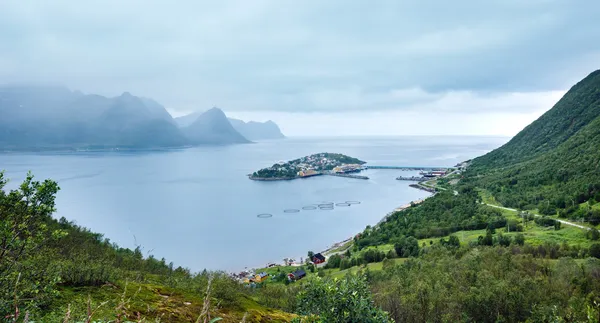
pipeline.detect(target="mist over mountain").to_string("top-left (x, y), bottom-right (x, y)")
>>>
top-left (176, 111), bottom-right (285, 140)
top-left (228, 118), bottom-right (285, 140)
top-left (0, 86), bottom-right (251, 149)
top-left (174, 110), bottom-right (204, 128)
top-left (182, 107), bottom-right (249, 145)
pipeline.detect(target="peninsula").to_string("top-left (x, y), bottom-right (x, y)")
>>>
top-left (249, 153), bottom-right (365, 180)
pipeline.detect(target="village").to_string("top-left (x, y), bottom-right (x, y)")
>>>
top-left (231, 252), bottom-right (328, 286)
top-left (250, 153), bottom-right (366, 180)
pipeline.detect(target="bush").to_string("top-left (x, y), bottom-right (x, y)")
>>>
top-left (588, 229), bottom-right (600, 241)
top-left (296, 275), bottom-right (392, 323)
top-left (590, 244), bottom-right (600, 259)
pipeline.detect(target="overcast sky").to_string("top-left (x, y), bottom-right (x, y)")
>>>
top-left (1, 1), bottom-right (599, 136)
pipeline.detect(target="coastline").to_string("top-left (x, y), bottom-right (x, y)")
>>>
top-left (320, 193), bottom-right (433, 256)
top-left (243, 187), bottom-right (435, 273)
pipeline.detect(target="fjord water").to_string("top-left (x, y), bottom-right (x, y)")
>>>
top-left (0, 136), bottom-right (507, 271)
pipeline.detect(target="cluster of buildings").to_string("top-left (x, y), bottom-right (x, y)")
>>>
top-left (332, 164), bottom-right (364, 174)
top-left (420, 170), bottom-right (447, 178)
top-left (234, 253), bottom-right (327, 285)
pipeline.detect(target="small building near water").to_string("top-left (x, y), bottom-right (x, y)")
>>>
top-left (287, 269), bottom-right (307, 281)
top-left (312, 253), bottom-right (326, 264)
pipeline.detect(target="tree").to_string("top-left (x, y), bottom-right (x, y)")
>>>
top-left (394, 236), bottom-right (419, 258)
top-left (478, 231), bottom-right (494, 246)
top-left (441, 235), bottom-right (460, 248)
top-left (0, 172), bottom-right (62, 312)
top-left (307, 251), bottom-right (314, 260)
top-left (514, 233), bottom-right (525, 246)
top-left (588, 229), bottom-right (600, 241)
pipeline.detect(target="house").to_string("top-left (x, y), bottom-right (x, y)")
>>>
top-left (312, 253), bottom-right (326, 264)
top-left (287, 269), bottom-right (307, 281)
top-left (254, 272), bottom-right (269, 283)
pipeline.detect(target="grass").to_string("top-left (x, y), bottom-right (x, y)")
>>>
top-left (478, 188), bottom-right (501, 206)
top-left (39, 279), bottom-right (294, 323)
top-left (324, 258), bottom-right (407, 279)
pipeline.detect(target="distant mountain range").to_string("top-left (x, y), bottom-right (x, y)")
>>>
top-left (0, 85), bottom-right (284, 150)
top-left (227, 118), bottom-right (285, 140)
top-left (174, 111), bottom-right (285, 141)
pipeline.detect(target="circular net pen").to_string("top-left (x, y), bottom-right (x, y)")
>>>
top-left (302, 205), bottom-right (318, 210)
top-left (256, 213), bottom-right (273, 218)
top-left (284, 209), bottom-right (301, 213)
top-left (336, 202), bottom-right (351, 207)
top-left (319, 206), bottom-right (334, 210)
top-left (346, 201), bottom-right (361, 205)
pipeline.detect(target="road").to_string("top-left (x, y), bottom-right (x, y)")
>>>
top-left (484, 203), bottom-right (591, 231)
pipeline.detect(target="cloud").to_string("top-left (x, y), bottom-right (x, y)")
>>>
top-left (226, 89), bottom-right (562, 136)
top-left (0, 0), bottom-right (598, 129)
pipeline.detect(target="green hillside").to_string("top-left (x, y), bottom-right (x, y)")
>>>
top-left (466, 69), bottom-right (600, 220)
top-left (471, 69), bottom-right (600, 169)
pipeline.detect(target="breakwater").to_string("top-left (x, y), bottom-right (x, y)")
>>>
top-left (396, 176), bottom-right (428, 181)
top-left (409, 183), bottom-right (436, 193)
top-left (327, 173), bottom-right (370, 180)
top-left (366, 166), bottom-right (447, 171)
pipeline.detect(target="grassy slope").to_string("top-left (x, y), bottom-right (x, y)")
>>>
top-left (311, 204), bottom-right (594, 280)
top-left (41, 280), bottom-right (295, 323)
top-left (467, 69), bottom-right (600, 210)
top-left (472, 69), bottom-right (600, 169)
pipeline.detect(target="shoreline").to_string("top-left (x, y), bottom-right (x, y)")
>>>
top-left (242, 187), bottom-right (435, 273)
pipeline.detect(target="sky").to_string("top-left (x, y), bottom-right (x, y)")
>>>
top-left (1, 1), bottom-right (599, 136)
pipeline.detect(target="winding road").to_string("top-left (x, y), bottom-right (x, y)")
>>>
top-left (483, 203), bottom-right (591, 231)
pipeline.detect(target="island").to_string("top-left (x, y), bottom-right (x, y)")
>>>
top-left (249, 153), bottom-right (366, 181)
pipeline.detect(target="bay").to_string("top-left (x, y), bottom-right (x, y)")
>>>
top-left (0, 136), bottom-right (508, 271)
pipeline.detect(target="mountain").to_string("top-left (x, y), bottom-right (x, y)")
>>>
top-left (176, 111), bottom-right (285, 140)
top-left (0, 86), bottom-right (186, 149)
top-left (182, 107), bottom-right (250, 145)
top-left (174, 110), bottom-right (204, 128)
top-left (467, 69), bottom-right (600, 214)
top-left (228, 118), bottom-right (285, 140)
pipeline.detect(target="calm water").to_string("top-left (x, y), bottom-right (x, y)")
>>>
top-left (0, 136), bottom-right (508, 271)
